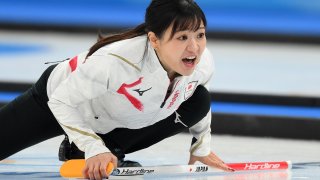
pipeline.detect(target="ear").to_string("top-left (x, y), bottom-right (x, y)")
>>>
top-left (148, 32), bottom-right (159, 49)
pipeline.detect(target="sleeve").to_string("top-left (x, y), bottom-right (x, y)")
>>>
top-left (47, 54), bottom-right (112, 159)
top-left (188, 48), bottom-right (214, 157)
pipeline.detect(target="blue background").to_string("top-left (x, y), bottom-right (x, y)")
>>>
top-left (1, 0), bottom-right (320, 37)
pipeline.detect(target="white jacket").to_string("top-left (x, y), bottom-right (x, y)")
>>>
top-left (47, 35), bottom-right (214, 159)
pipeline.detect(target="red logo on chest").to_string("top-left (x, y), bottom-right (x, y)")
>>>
top-left (117, 77), bottom-right (144, 111)
top-left (167, 90), bottom-right (180, 109)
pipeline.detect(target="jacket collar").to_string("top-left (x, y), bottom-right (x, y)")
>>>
top-left (101, 35), bottom-right (168, 77)
top-left (143, 40), bottom-right (168, 76)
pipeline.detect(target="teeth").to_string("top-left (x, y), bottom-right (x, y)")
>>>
top-left (186, 56), bottom-right (196, 60)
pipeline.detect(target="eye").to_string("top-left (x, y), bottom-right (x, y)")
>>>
top-left (178, 35), bottom-right (188, 41)
top-left (197, 33), bottom-right (205, 39)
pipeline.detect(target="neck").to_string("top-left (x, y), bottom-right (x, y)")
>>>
top-left (168, 71), bottom-right (180, 81)
top-left (154, 49), bottom-right (180, 81)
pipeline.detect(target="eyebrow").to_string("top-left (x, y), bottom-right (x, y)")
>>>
top-left (177, 26), bottom-right (206, 33)
top-left (170, 26), bottom-right (206, 39)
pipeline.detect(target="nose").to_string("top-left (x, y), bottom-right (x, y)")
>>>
top-left (187, 38), bottom-right (199, 52)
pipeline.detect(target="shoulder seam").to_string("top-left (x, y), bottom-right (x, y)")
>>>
top-left (108, 53), bottom-right (141, 72)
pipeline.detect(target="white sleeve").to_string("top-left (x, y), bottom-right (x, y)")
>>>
top-left (48, 54), bottom-right (112, 159)
top-left (189, 49), bottom-right (214, 157)
top-left (189, 111), bottom-right (212, 156)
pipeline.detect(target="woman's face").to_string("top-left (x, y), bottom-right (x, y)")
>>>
top-left (149, 22), bottom-right (206, 79)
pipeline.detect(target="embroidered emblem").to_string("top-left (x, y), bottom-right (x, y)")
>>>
top-left (133, 87), bottom-right (152, 96)
top-left (174, 111), bottom-right (188, 127)
top-left (184, 81), bottom-right (198, 100)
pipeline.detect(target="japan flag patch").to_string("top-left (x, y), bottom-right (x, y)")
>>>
top-left (184, 81), bottom-right (198, 100)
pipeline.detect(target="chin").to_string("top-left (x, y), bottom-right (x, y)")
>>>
top-left (181, 70), bottom-right (195, 76)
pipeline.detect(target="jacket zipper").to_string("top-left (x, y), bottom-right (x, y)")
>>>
top-left (160, 79), bottom-right (180, 108)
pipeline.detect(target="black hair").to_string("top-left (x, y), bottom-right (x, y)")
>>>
top-left (87, 0), bottom-right (206, 57)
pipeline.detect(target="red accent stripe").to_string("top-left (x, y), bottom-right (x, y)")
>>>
top-left (117, 77), bottom-right (144, 111)
top-left (69, 56), bottom-right (78, 72)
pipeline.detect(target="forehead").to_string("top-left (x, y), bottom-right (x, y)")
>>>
top-left (164, 20), bottom-right (205, 37)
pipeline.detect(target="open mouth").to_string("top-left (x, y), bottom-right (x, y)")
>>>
top-left (182, 56), bottom-right (197, 66)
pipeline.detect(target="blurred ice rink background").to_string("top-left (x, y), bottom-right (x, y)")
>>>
top-left (0, 0), bottom-right (319, 179)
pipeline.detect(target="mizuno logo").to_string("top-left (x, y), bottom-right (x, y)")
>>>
top-left (174, 111), bottom-right (188, 127)
top-left (133, 87), bottom-right (152, 96)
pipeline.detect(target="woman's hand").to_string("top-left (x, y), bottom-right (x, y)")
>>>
top-left (188, 151), bottom-right (235, 172)
top-left (82, 152), bottom-right (118, 180)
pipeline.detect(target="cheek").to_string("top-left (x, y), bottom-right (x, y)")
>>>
top-left (166, 46), bottom-right (183, 59)
top-left (174, 44), bottom-right (186, 56)
top-left (199, 41), bottom-right (206, 53)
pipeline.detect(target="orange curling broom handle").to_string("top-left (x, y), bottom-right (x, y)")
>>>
top-left (60, 159), bottom-right (114, 178)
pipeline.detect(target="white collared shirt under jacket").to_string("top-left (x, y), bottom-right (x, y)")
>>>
top-left (47, 35), bottom-right (214, 159)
